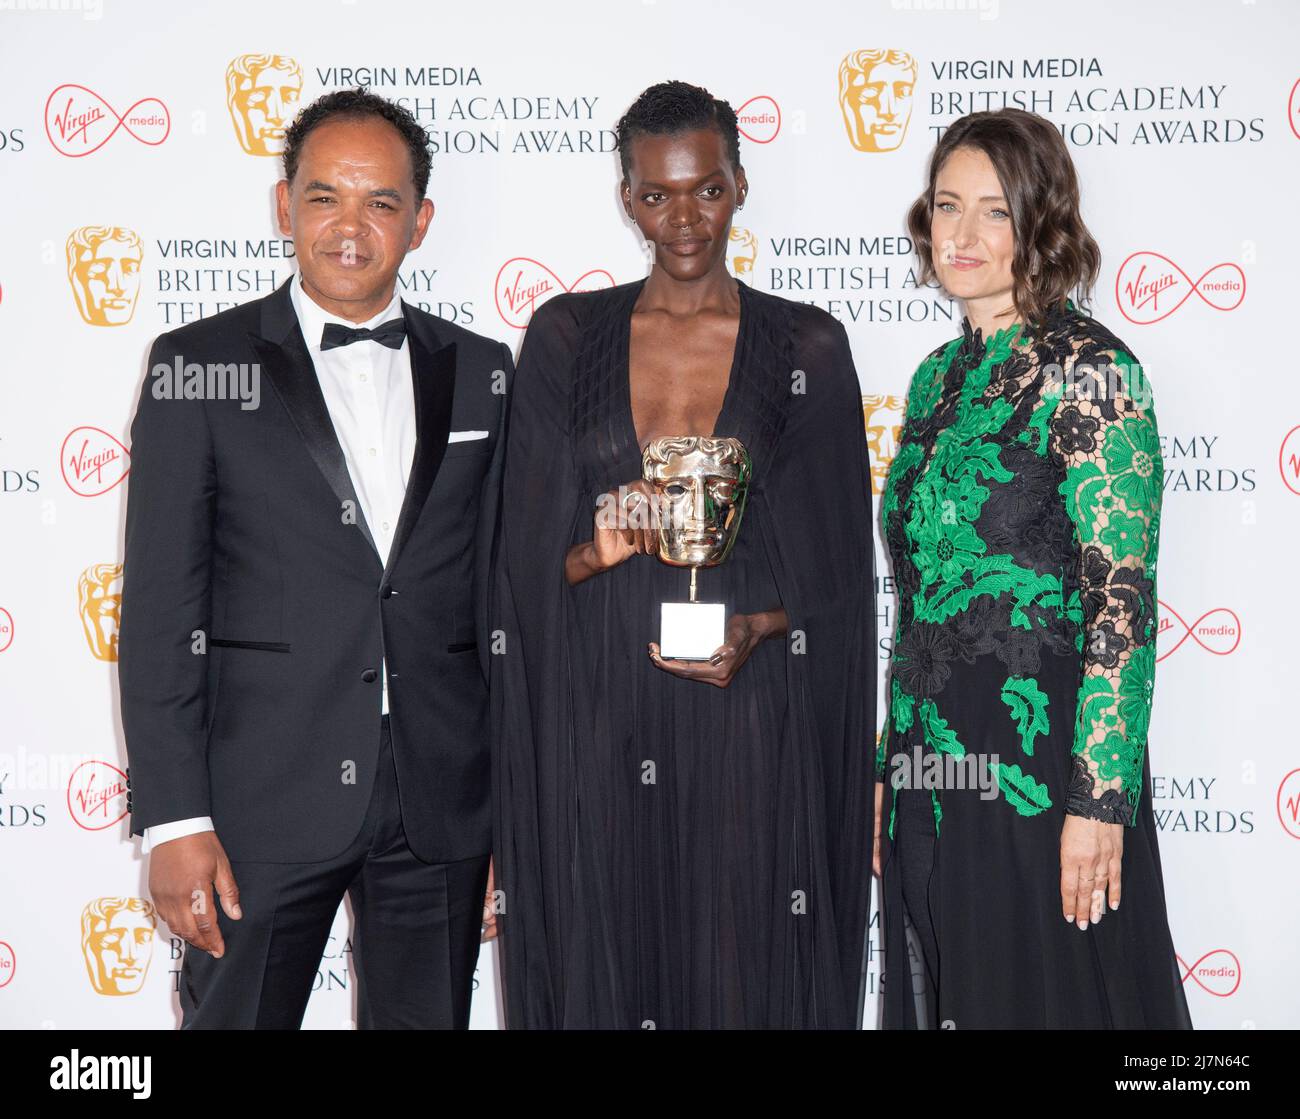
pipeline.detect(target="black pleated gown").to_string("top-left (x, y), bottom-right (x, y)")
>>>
top-left (491, 278), bottom-right (876, 1028)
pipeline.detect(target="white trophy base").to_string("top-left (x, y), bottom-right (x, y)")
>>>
top-left (659, 601), bottom-right (726, 660)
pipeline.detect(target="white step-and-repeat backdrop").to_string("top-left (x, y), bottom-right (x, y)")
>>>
top-left (1, 0), bottom-right (1296, 1029)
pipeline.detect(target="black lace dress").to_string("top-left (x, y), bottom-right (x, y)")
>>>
top-left (491, 278), bottom-right (876, 1028)
top-left (878, 304), bottom-right (1192, 1028)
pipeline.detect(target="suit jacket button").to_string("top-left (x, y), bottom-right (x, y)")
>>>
top-left (380, 585), bottom-right (394, 599)
top-left (361, 668), bottom-right (378, 683)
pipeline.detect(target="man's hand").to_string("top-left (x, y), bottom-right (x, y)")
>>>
top-left (148, 831), bottom-right (241, 958)
top-left (481, 857), bottom-right (498, 942)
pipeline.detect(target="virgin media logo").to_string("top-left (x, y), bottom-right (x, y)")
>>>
top-left (61, 427), bottom-right (130, 497)
top-left (44, 84), bottom-right (170, 157)
top-left (1289, 78), bottom-right (1300, 141)
top-left (1277, 768), bottom-right (1300, 839)
top-left (1176, 949), bottom-right (1241, 998)
top-left (0, 607), bottom-right (12, 653)
top-left (0, 942), bottom-right (13, 989)
top-left (1278, 425), bottom-right (1300, 495)
top-left (494, 258), bottom-right (614, 328)
top-left (67, 761), bottom-right (129, 831)
top-left (1155, 599), bottom-right (1241, 661)
top-left (1115, 252), bottom-right (1245, 325)
top-left (736, 95), bottom-right (781, 144)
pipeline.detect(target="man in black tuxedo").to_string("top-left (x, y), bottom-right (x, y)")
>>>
top-left (118, 89), bottom-right (508, 1028)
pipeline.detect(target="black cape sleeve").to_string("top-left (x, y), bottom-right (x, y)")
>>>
top-left (490, 294), bottom-right (586, 1027)
top-left (753, 307), bottom-right (877, 1021)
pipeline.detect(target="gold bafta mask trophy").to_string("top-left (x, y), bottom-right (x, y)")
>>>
top-left (642, 435), bottom-right (751, 660)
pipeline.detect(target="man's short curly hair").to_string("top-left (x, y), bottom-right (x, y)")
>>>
top-left (615, 80), bottom-right (741, 180)
top-left (282, 87), bottom-right (432, 199)
top-left (907, 108), bottom-right (1101, 329)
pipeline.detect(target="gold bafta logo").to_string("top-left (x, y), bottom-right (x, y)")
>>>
top-left (862, 394), bottom-right (905, 496)
top-left (81, 897), bottom-right (156, 996)
top-left (78, 562), bottom-right (123, 662)
top-left (226, 53), bottom-right (303, 156)
top-left (66, 227), bottom-right (143, 326)
top-left (727, 227), bottom-right (758, 282)
top-left (838, 50), bottom-right (918, 152)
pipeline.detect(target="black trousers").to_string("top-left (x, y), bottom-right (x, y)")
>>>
top-left (178, 716), bottom-right (490, 1029)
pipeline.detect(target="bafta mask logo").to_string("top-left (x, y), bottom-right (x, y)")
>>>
top-left (862, 394), bottom-right (905, 496)
top-left (78, 562), bottom-right (122, 662)
top-left (838, 49), bottom-right (918, 152)
top-left (727, 227), bottom-right (758, 282)
top-left (66, 226), bottom-right (142, 326)
top-left (643, 436), bottom-right (751, 568)
top-left (226, 53), bottom-right (303, 156)
top-left (81, 897), bottom-right (156, 996)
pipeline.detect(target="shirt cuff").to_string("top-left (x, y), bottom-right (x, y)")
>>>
top-left (141, 816), bottom-right (215, 854)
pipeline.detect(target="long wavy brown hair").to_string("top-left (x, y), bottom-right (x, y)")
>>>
top-left (907, 108), bottom-right (1101, 329)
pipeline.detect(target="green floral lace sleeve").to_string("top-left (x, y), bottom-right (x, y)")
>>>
top-left (1050, 344), bottom-right (1162, 826)
top-left (876, 344), bottom-right (957, 784)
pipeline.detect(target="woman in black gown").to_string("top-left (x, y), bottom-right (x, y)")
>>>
top-left (491, 81), bottom-right (876, 1028)
top-left (877, 109), bottom-right (1192, 1028)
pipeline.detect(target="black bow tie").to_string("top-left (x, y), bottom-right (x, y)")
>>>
top-left (320, 317), bottom-right (407, 351)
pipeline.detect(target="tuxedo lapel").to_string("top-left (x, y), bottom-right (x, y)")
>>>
top-left (384, 303), bottom-right (457, 579)
top-left (248, 281), bottom-right (383, 567)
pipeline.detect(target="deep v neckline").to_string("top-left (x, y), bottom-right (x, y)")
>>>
top-left (622, 274), bottom-right (749, 455)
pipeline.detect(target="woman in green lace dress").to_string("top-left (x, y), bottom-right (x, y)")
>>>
top-left (877, 109), bottom-right (1192, 1028)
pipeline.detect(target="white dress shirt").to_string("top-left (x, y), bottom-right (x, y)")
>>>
top-left (142, 273), bottom-right (417, 853)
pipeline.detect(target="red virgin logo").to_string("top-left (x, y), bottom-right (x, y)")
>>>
top-left (1277, 768), bottom-right (1300, 839)
top-left (1155, 599), bottom-right (1241, 661)
top-left (1115, 252), bottom-right (1245, 325)
top-left (61, 427), bottom-right (130, 497)
top-left (1289, 78), bottom-right (1300, 141)
top-left (0, 942), bottom-right (13, 989)
top-left (736, 95), bottom-right (781, 144)
top-left (1176, 949), bottom-right (1241, 997)
top-left (0, 608), bottom-right (12, 653)
top-left (44, 84), bottom-right (170, 157)
top-left (1278, 425), bottom-right (1300, 495)
top-left (494, 257), bottom-right (614, 328)
top-left (67, 761), bottom-right (129, 831)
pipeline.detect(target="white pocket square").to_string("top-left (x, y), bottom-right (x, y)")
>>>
top-left (448, 430), bottom-right (489, 443)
